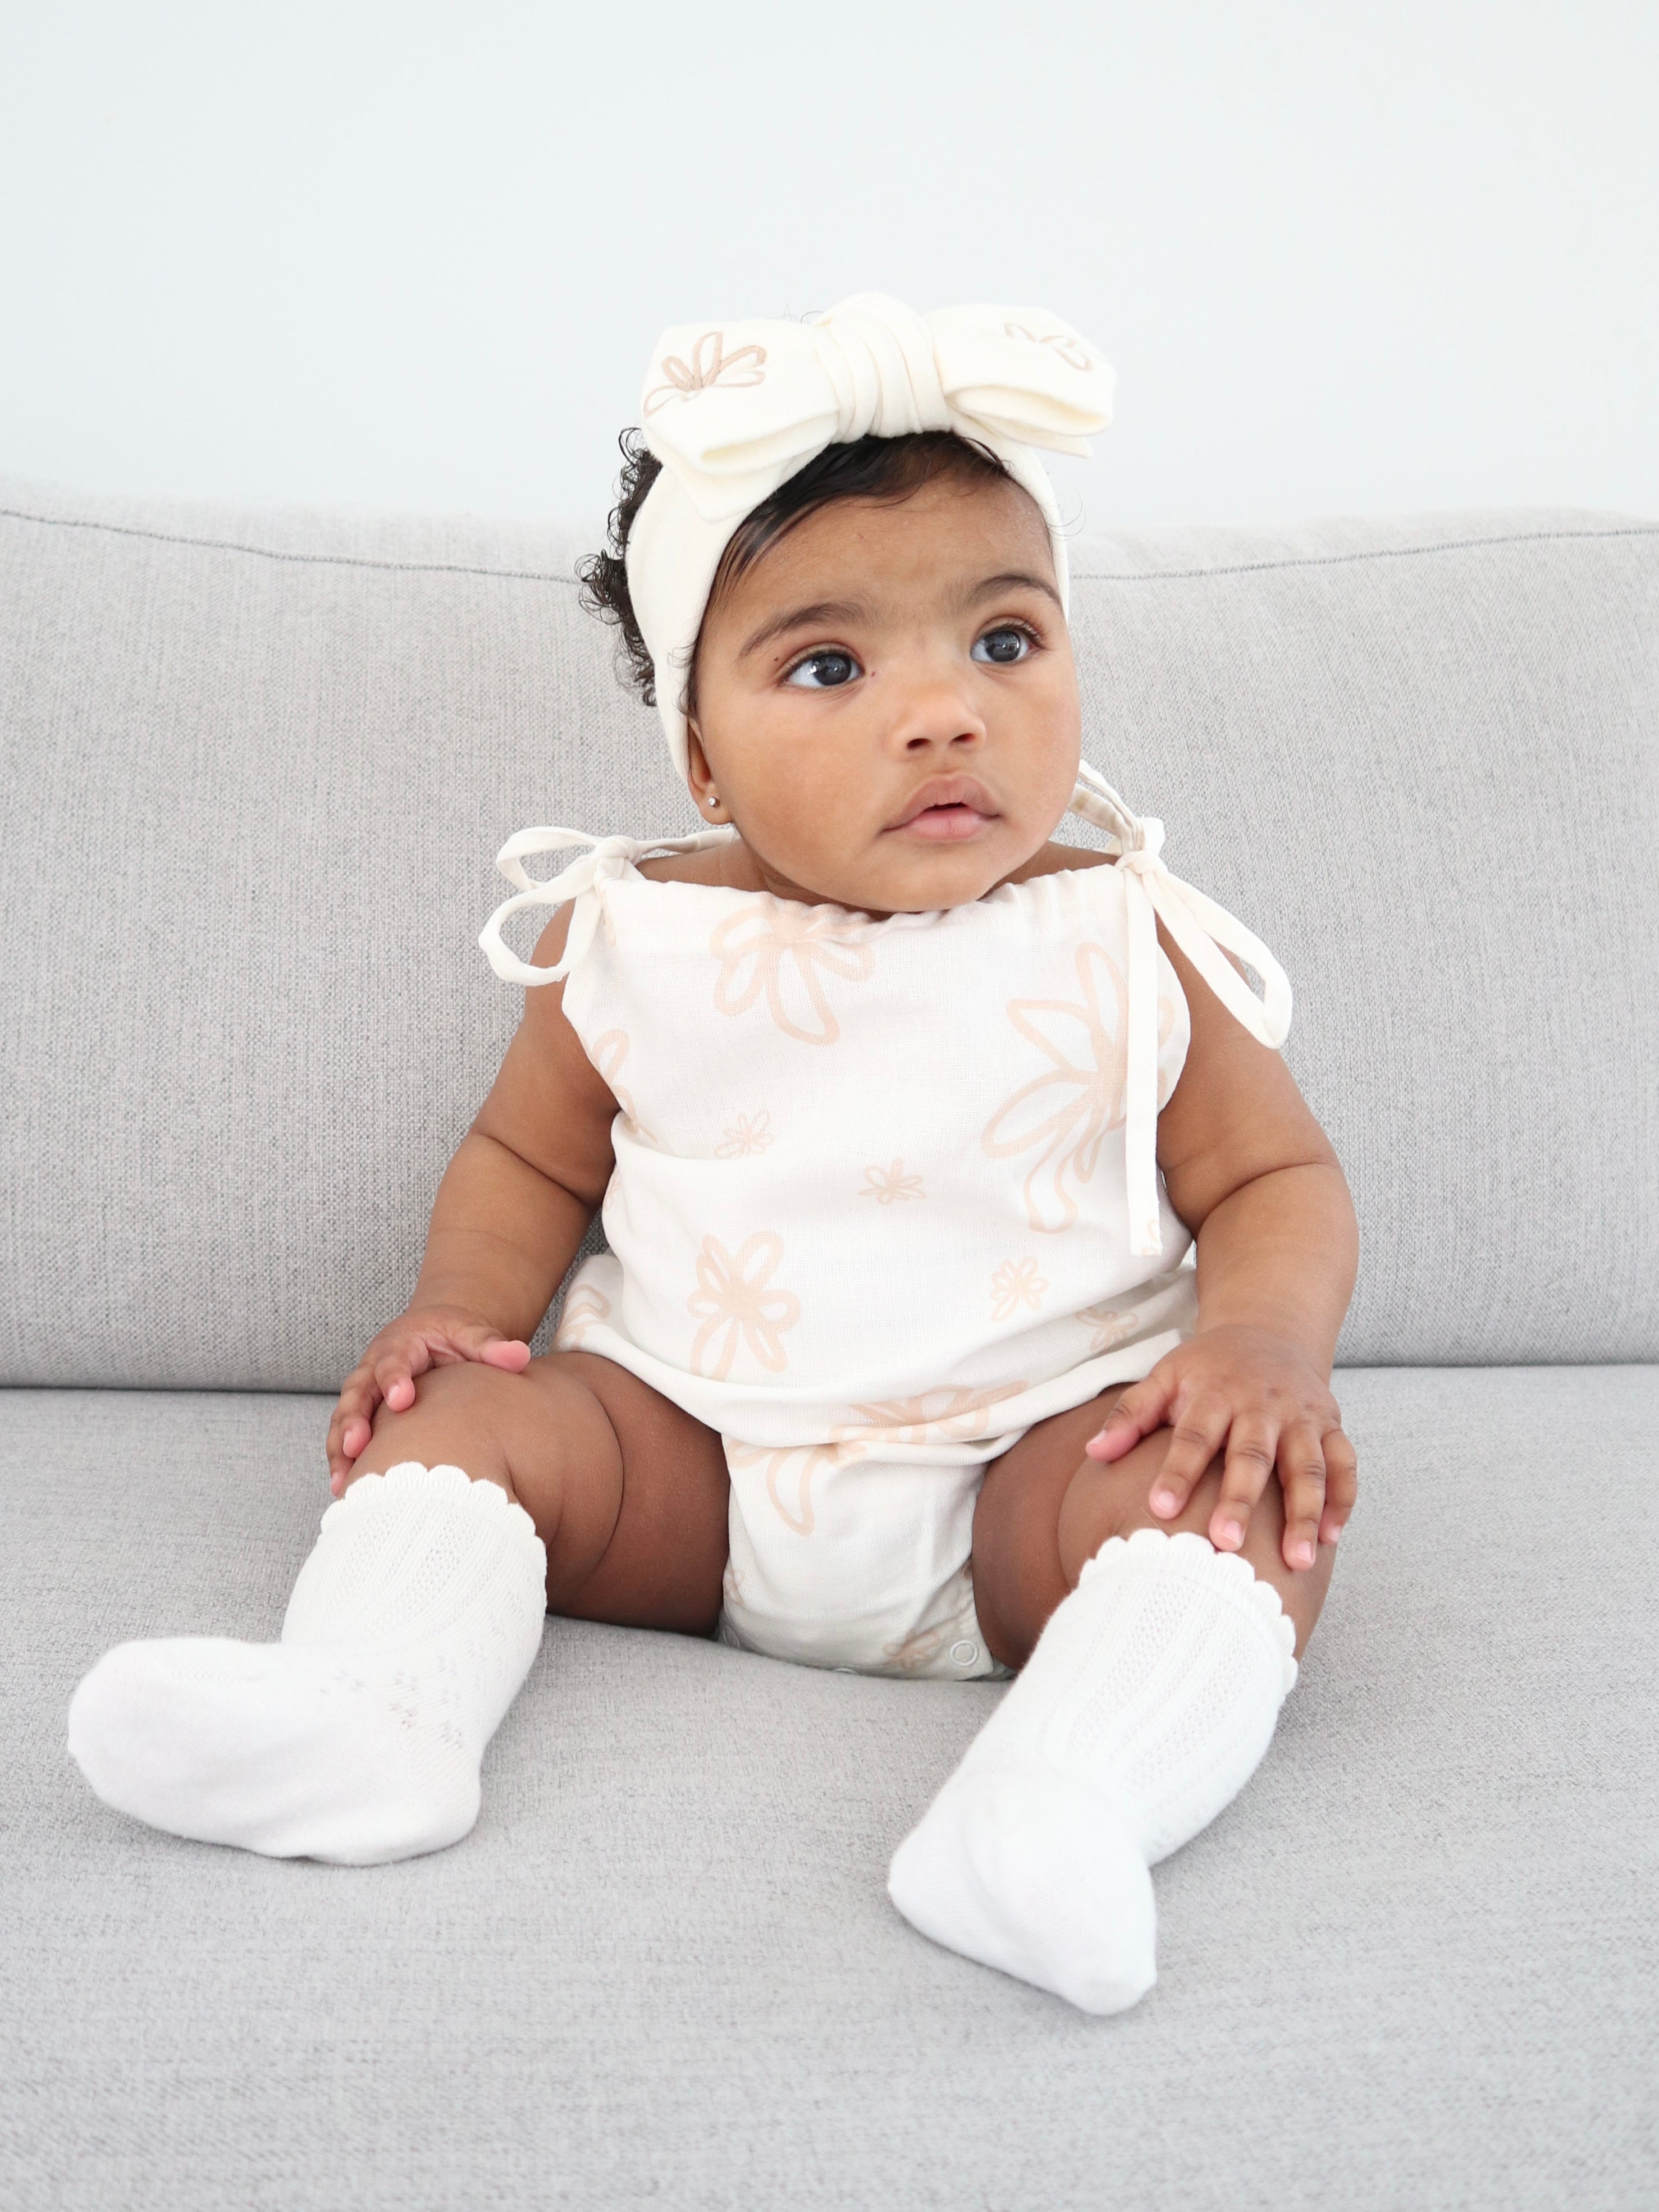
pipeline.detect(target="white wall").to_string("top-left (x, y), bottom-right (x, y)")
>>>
top-left (2, 0), bottom-right (1655, 532)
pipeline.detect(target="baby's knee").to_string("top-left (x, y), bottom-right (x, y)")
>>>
top-left (368, 1355), bottom-right (505, 1434)
top-left (1058, 1433), bottom-right (1281, 1573)
top-left (348, 1358), bottom-right (530, 1499)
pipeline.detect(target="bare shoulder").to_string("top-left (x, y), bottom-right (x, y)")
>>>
top-left (468, 900), bottom-right (622, 1209)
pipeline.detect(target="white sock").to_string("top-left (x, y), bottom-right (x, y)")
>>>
top-left (67, 1463), bottom-right (547, 1865)
top-left (888, 1527), bottom-right (1299, 2013)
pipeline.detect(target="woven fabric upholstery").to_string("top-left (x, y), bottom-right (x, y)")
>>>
top-left (4, 1368), bottom-right (1655, 2211)
top-left (2, 476), bottom-right (1655, 1385)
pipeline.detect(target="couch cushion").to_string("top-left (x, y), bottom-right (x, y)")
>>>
top-left (2, 478), bottom-right (1655, 1385)
top-left (4, 1368), bottom-right (1654, 2210)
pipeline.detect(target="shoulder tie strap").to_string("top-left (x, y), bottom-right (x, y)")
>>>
top-left (1068, 761), bottom-right (1294, 1257)
top-left (478, 823), bottom-right (737, 987)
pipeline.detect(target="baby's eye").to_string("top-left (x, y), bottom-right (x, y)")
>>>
top-left (784, 649), bottom-right (862, 690)
top-left (972, 625), bottom-right (1035, 666)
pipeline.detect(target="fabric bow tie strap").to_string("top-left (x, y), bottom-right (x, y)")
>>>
top-left (625, 291), bottom-right (1116, 775)
top-left (477, 823), bottom-right (735, 986)
top-left (1068, 763), bottom-right (1293, 1257)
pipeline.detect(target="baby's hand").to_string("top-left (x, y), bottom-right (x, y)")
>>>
top-left (1084, 1325), bottom-right (1357, 1571)
top-left (325, 1308), bottom-right (532, 1496)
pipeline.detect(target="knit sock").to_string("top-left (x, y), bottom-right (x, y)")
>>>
top-left (887, 1527), bottom-right (1299, 2013)
top-left (67, 1462), bottom-right (547, 1866)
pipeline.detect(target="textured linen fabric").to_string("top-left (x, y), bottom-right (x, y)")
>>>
top-left (4, 1370), bottom-right (1656, 2211)
top-left (2, 476), bottom-right (1656, 1387)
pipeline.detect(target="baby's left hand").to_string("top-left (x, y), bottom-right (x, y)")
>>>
top-left (1085, 1324), bottom-right (1357, 1571)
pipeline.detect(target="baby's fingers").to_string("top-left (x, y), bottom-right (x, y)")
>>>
top-left (327, 1367), bottom-right (383, 1488)
top-left (1319, 1425), bottom-right (1359, 1546)
top-left (1148, 1396), bottom-right (1233, 1521)
top-left (1209, 1414), bottom-right (1281, 1553)
top-left (453, 1323), bottom-right (531, 1373)
top-left (1085, 1370), bottom-right (1176, 1463)
top-left (373, 1334), bottom-right (433, 1415)
top-left (1276, 1419), bottom-right (1328, 1570)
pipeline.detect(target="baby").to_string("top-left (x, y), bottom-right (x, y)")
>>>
top-left (68, 294), bottom-right (1358, 2016)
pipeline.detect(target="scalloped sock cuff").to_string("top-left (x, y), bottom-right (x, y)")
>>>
top-left (887, 1528), bottom-right (1299, 2014)
top-left (67, 1463), bottom-right (548, 1866)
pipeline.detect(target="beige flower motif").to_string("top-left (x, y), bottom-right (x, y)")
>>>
top-left (1078, 1300), bottom-right (1144, 1355)
top-left (981, 940), bottom-right (1130, 1233)
top-left (880, 1619), bottom-right (957, 1675)
top-left (644, 330), bottom-right (768, 415)
top-left (591, 1029), bottom-right (653, 1146)
top-left (726, 1437), bottom-right (863, 1538)
top-left (1003, 320), bottom-right (1096, 373)
top-left (716, 1110), bottom-right (774, 1158)
top-left (553, 1283), bottom-right (611, 1352)
top-left (990, 1257), bottom-right (1048, 1323)
top-left (687, 1232), bottom-right (801, 1380)
top-left (879, 1567), bottom-right (977, 1674)
top-left (829, 1383), bottom-right (1027, 1450)
top-left (860, 1158), bottom-right (924, 1205)
top-left (710, 898), bottom-right (878, 1046)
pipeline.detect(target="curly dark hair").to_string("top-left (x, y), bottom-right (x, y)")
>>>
top-left (577, 427), bottom-right (1013, 717)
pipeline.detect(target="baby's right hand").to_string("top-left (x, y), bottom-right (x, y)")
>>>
top-left (325, 1308), bottom-right (532, 1494)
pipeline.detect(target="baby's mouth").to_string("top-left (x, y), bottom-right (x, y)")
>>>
top-left (901, 805), bottom-right (993, 842)
top-left (885, 776), bottom-right (1000, 842)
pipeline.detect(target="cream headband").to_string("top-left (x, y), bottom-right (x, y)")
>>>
top-left (623, 290), bottom-right (1116, 776)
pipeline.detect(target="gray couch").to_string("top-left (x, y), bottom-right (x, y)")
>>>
top-left (3, 473), bottom-right (1655, 2212)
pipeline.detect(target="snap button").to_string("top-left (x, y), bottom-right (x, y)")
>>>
top-left (948, 1639), bottom-right (979, 1668)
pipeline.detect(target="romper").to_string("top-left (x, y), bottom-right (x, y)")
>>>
top-left (479, 765), bottom-right (1291, 1683)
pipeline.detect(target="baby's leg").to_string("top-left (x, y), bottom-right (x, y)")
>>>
top-left (971, 1390), bottom-right (1335, 1668)
top-left (889, 1393), bottom-right (1331, 2013)
top-left (343, 1347), bottom-right (730, 1634)
top-left (68, 1354), bottom-right (728, 1863)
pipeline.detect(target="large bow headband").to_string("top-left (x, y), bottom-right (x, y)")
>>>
top-left (623, 291), bottom-right (1115, 776)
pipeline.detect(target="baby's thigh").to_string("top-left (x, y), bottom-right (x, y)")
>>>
top-left (971, 1391), bottom-right (1332, 1669)
top-left (535, 1350), bottom-right (730, 1636)
top-left (370, 1349), bottom-right (728, 1635)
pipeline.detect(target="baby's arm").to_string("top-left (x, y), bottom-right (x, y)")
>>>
top-left (327, 907), bottom-right (619, 1490)
top-left (1087, 924), bottom-right (1360, 1571)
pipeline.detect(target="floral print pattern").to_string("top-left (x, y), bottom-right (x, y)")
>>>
top-left (990, 1257), bottom-right (1048, 1322)
top-left (830, 1383), bottom-right (1027, 1450)
top-left (1077, 1300), bottom-right (1145, 1354)
top-left (981, 940), bottom-right (1131, 1232)
top-left (726, 1437), bottom-right (862, 1538)
top-left (860, 1158), bottom-right (924, 1205)
top-left (1002, 320), bottom-right (1096, 373)
top-left (644, 330), bottom-right (768, 415)
top-left (879, 1570), bottom-right (978, 1674)
top-left (553, 1283), bottom-right (611, 1352)
top-left (687, 1231), bottom-right (801, 1379)
top-left (591, 1029), bottom-right (653, 1146)
top-left (710, 898), bottom-right (878, 1046)
top-left (716, 1110), bottom-right (774, 1158)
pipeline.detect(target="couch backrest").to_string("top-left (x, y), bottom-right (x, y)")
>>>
top-left (2, 477), bottom-right (1655, 1387)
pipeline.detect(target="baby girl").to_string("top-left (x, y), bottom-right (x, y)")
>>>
top-left (68, 294), bottom-right (1359, 2015)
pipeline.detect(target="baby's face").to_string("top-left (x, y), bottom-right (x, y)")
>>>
top-left (687, 473), bottom-right (1082, 913)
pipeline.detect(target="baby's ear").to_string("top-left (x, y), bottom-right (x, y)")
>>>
top-left (684, 725), bottom-right (725, 817)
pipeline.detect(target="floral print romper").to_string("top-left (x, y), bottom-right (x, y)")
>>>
top-left (479, 771), bottom-right (1289, 1681)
